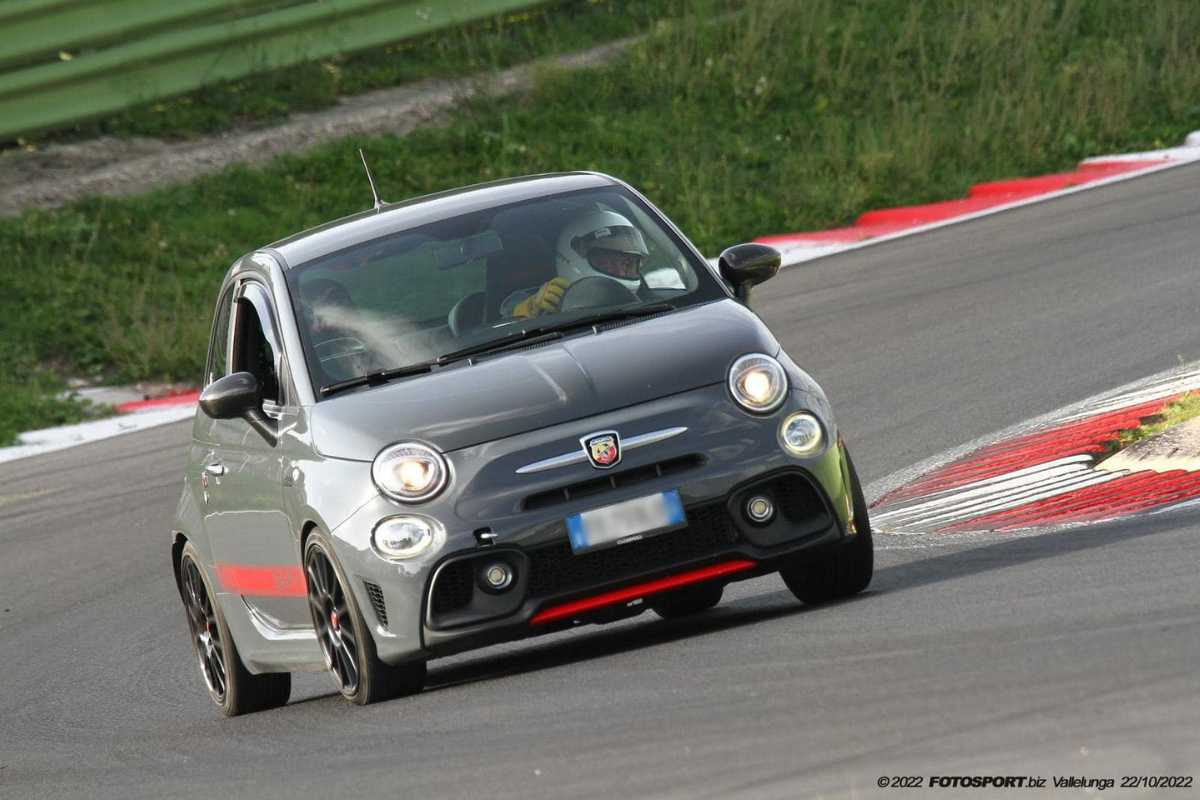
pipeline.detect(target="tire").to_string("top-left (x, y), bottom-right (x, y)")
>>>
top-left (780, 448), bottom-right (874, 605)
top-left (651, 582), bottom-right (724, 619)
top-left (179, 542), bottom-right (291, 716)
top-left (303, 531), bottom-right (426, 706)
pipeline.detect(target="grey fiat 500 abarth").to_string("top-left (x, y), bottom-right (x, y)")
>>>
top-left (171, 172), bottom-right (873, 715)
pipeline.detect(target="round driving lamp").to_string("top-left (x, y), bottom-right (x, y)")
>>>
top-left (780, 411), bottom-right (824, 456)
top-left (372, 515), bottom-right (439, 560)
top-left (478, 560), bottom-right (516, 593)
top-left (372, 442), bottom-right (448, 503)
top-left (745, 495), bottom-right (775, 524)
top-left (728, 353), bottom-right (788, 413)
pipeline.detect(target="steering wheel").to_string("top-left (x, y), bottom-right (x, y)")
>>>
top-left (314, 336), bottom-right (371, 383)
top-left (315, 336), bottom-right (369, 363)
top-left (559, 276), bottom-right (640, 312)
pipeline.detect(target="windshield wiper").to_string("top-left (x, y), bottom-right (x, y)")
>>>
top-left (320, 328), bottom-right (566, 397)
top-left (435, 329), bottom-right (565, 365)
top-left (322, 303), bottom-right (679, 397)
top-left (434, 302), bottom-right (676, 366)
top-left (537, 302), bottom-right (675, 334)
top-left (320, 361), bottom-right (437, 397)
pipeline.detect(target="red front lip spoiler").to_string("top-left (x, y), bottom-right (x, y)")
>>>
top-left (529, 559), bottom-right (757, 626)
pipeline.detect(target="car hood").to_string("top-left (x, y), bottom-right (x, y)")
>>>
top-left (310, 299), bottom-right (779, 460)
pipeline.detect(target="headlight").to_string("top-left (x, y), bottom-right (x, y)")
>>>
top-left (780, 411), bottom-right (824, 456)
top-left (728, 353), bottom-right (787, 413)
top-left (372, 442), bottom-right (448, 502)
top-left (372, 515), bottom-right (439, 560)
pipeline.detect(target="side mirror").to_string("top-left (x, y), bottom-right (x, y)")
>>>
top-left (199, 372), bottom-right (261, 420)
top-left (718, 243), bottom-right (782, 303)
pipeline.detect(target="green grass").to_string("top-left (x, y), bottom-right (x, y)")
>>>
top-left (1110, 393), bottom-right (1200, 453)
top-left (4, 0), bottom-right (1200, 443)
top-left (0, 343), bottom-right (112, 445)
top-left (10, 0), bottom-right (690, 146)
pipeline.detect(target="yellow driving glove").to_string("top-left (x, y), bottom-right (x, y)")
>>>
top-left (513, 277), bottom-right (569, 318)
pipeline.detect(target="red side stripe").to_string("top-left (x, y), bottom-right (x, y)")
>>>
top-left (216, 563), bottom-right (307, 597)
top-left (530, 560), bottom-right (756, 626)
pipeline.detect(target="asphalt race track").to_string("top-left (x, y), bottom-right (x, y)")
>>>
top-left (2, 163), bottom-right (1198, 798)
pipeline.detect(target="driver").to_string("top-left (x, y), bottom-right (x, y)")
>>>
top-left (502, 209), bottom-right (649, 319)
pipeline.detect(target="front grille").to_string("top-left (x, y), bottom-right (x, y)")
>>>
top-left (523, 454), bottom-right (705, 511)
top-left (364, 581), bottom-right (388, 626)
top-left (525, 502), bottom-right (738, 598)
top-left (428, 502), bottom-right (739, 619)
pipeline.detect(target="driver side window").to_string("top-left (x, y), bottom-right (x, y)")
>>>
top-left (231, 296), bottom-right (281, 405)
top-left (206, 288), bottom-right (235, 387)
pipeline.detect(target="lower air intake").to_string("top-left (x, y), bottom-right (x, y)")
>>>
top-left (363, 580), bottom-right (388, 626)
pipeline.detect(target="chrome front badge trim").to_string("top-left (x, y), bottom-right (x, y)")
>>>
top-left (516, 426), bottom-right (688, 474)
top-left (623, 425), bottom-right (689, 452)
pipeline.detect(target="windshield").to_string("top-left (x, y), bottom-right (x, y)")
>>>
top-left (284, 185), bottom-right (727, 396)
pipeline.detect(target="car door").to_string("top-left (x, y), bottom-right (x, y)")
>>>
top-left (199, 279), bottom-right (309, 628)
top-left (189, 282), bottom-right (234, 552)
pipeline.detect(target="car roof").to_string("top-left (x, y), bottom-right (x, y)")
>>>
top-left (266, 171), bottom-right (618, 268)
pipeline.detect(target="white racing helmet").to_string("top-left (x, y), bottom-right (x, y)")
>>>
top-left (555, 209), bottom-right (649, 292)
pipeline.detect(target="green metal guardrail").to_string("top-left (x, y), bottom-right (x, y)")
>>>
top-left (0, 0), bottom-right (549, 141)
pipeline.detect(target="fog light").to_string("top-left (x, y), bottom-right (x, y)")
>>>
top-left (746, 495), bottom-right (775, 523)
top-left (480, 561), bottom-right (514, 592)
top-left (372, 515), bottom-right (438, 560)
top-left (780, 411), bottom-right (824, 456)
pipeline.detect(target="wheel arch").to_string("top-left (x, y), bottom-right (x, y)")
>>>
top-left (298, 519), bottom-right (322, 560)
top-left (171, 530), bottom-right (189, 602)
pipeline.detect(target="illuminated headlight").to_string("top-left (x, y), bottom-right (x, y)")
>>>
top-left (372, 515), bottom-right (439, 560)
top-left (729, 353), bottom-right (787, 413)
top-left (780, 411), bottom-right (824, 456)
top-left (372, 442), bottom-right (448, 502)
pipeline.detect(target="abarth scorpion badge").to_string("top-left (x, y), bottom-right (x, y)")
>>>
top-left (582, 431), bottom-right (621, 469)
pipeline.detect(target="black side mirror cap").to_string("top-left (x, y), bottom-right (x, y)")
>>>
top-left (199, 372), bottom-right (261, 420)
top-left (718, 243), bottom-right (782, 302)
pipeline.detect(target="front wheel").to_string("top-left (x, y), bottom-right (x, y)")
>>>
top-left (651, 582), bottom-right (724, 619)
top-left (780, 448), bottom-right (874, 605)
top-left (179, 542), bottom-right (291, 716)
top-left (304, 531), bottom-right (425, 706)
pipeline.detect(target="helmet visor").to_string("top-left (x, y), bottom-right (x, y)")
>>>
top-left (573, 224), bottom-right (648, 280)
top-left (587, 247), bottom-right (645, 279)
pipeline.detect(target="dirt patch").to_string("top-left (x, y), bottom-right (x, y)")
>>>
top-left (0, 39), bottom-right (634, 218)
top-left (1098, 415), bottom-right (1200, 473)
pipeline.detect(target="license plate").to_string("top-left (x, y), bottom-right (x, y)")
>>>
top-left (566, 490), bottom-right (686, 554)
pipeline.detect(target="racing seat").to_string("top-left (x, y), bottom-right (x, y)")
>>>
top-left (482, 232), bottom-right (557, 323)
top-left (446, 232), bottom-right (557, 335)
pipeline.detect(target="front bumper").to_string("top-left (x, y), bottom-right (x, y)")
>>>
top-left (329, 382), bottom-right (855, 665)
top-left (421, 467), bottom-right (848, 657)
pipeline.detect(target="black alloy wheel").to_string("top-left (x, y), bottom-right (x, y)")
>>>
top-left (303, 531), bottom-right (426, 705)
top-left (306, 544), bottom-right (361, 695)
top-left (182, 556), bottom-right (228, 701)
top-left (178, 542), bottom-right (290, 716)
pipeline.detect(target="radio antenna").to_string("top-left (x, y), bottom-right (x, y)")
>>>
top-left (358, 148), bottom-right (384, 210)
